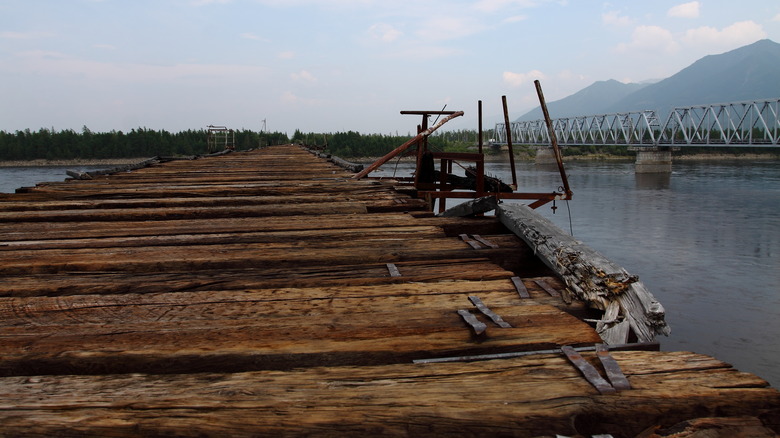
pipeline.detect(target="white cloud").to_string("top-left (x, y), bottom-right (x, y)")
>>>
top-left (502, 69), bottom-right (545, 88)
top-left (277, 51), bottom-right (295, 59)
top-left (416, 16), bottom-right (486, 41)
top-left (682, 21), bottom-right (766, 48)
top-left (503, 15), bottom-right (528, 24)
top-left (290, 69), bottom-right (317, 83)
top-left (602, 10), bottom-right (632, 27)
top-left (191, 0), bottom-right (231, 5)
top-left (473, 0), bottom-right (537, 13)
top-left (615, 25), bottom-right (679, 54)
top-left (11, 50), bottom-right (269, 82)
top-left (241, 32), bottom-right (268, 42)
top-left (279, 90), bottom-right (321, 106)
top-left (773, 14), bottom-right (780, 22)
top-left (367, 23), bottom-right (402, 43)
top-left (668, 1), bottom-right (700, 19)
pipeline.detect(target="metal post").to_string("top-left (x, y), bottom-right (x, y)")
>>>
top-left (501, 96), bottom-right (518, 190)
top-left (478, 100), bottom-right (483, 154)
top-left (534, 80), bottom-right (572, 199)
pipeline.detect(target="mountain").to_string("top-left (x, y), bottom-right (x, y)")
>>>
top-left (517, 39), bottom-right (780, 121)
top-left (517, 79), bottom-right (649, 121)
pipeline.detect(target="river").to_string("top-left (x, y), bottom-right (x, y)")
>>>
top-left (1, 159), bottom-right (778, 388)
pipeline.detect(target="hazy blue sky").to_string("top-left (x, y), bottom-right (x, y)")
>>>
top-left (2, 0), bottom-right (779, 135)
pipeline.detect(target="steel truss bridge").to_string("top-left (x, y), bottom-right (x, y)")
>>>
top-left (494, 98), bottom-right (780, 148)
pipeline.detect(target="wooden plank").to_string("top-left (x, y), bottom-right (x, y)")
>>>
top-left (0, 237), bottom-right (522, 275)
top-left (0, 299), bottom-right (601, 376)
top-left (0, 260), bottom-right (515, 297)
top-left (0, 351), bottom-right (775, 437)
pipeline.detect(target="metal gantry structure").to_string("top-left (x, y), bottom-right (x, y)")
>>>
top-left (495, 98), bottom-right (780, 148)
top-left (207, 125), bottom-right (235, 153)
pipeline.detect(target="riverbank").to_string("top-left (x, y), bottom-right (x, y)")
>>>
top-left (350, 151), bottom-right (780, 164)
top-left (0, 158), bottom-right (150, 168)
top-left (2, 151), bottom-right (777, 168)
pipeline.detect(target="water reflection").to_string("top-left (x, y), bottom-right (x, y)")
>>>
top-left (635, 172), bottom-right (671, 190)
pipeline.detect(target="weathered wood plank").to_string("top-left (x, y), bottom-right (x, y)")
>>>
top-left (0, 300), bottom-right (601, 375)
top-left (0, 236), bottom-right (522, 275)
top-left (0, 260), bottom-right (515, 297)
top-left (0, 351), bottom-right (775, 437)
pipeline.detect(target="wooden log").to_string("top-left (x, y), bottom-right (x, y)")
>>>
top-left (329, 155), bottom-right (364, 173)
top-left (497, 203), bottom-right (670, 343)
top-left (437, 196), bottom-right (498, 217)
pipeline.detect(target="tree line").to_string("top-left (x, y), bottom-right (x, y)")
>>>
top-left (2, 126), bottom-right (771, 162)
top-left (0, 127), bottom-right (290, 161)
top-left (0, 127), bottom-right (478, 161)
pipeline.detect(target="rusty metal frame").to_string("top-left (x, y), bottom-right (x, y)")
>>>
top-left (356, 92), bottom-right (573, 211)
top-left (207, 125), bottom-right (235, 153)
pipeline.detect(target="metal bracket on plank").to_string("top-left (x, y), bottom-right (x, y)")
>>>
top-left (560, 345), bottom-right (616, 395)
top-left (386, 263), bottom-right (402, 277)
top-left (457, 309), bottom-right (487, 336)
top-left (596, 344), bottom-right (631, 390)
top-left (459, 234), bottom-right (483, 250)
top-left (511, 276), bottom-right (530, 299)
top-left (468, 296), bottom-right (511, 328)
top-left (471, 234), bottom-right (498, 249)
top-left (459, 234), bottom-right (498, 250)
top-left (534, 279), bottom-right (560, 297)
top-left (413, 341), bottom-right (659, 364)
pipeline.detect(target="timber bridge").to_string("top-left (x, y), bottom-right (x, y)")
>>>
top-left (494, 97), bottom-right (780, 172)
top-left (1, 144), bottom-right (778, 436)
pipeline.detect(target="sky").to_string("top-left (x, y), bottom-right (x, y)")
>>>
top-left (1, 0), bottom-right (779, 136)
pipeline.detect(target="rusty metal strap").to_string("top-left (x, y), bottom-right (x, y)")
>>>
top-left (386, 263), bottom-right (402, 277)
top-left (457, 309), bottom-right (487, 336)
top-left (511, 276), bottom-right (530, 298)
top-left (459, 234), bottom-right (482, 250)
top-left (561, 346), bottom-right (616, 395)
top-left (534, 279), bottom-right (560, 297)
top-left (468, 296), bottom-right (511, 328)
top-left (596, 344), bottom-right (631, 391)
top-left (471, 234), bottom-right (498, 249)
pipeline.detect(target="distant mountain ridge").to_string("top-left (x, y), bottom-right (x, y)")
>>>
top-left (517, 39), bottom-right (780, 121)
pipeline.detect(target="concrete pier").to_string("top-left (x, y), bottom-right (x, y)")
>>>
top-left (633, 147), bottom-right (673, 173)
top-left (535, 146), bottom-right (556, 164)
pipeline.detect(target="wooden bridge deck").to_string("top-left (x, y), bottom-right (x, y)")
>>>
top-left (0, 145), bottom-right (777, 437)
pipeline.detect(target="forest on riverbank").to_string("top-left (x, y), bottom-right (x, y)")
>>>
top-left (1, 127), bottom-right (776, 162)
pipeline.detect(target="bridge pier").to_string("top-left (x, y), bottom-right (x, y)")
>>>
top-left (535, 147), bottom-right (556, 165)
top-left (631, 147), bottom-right (672, 173)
